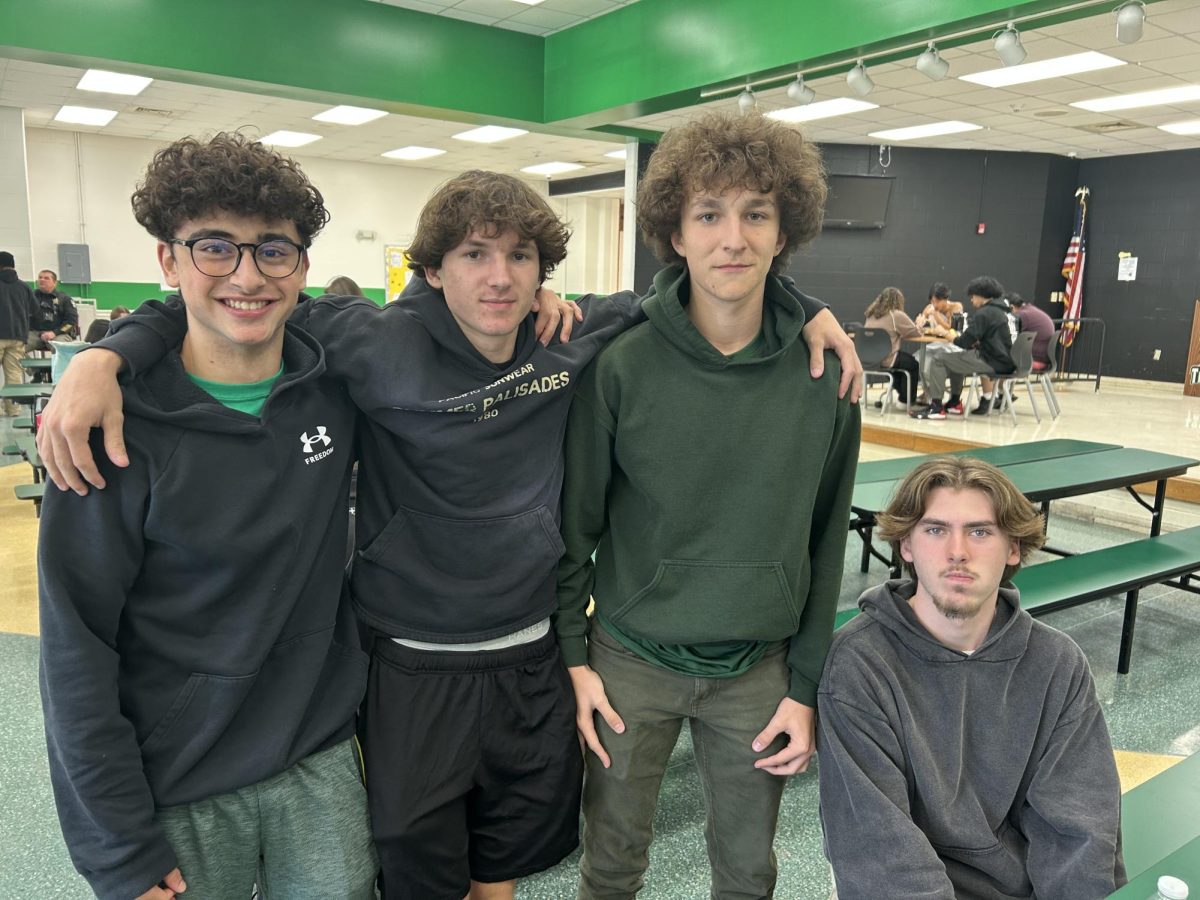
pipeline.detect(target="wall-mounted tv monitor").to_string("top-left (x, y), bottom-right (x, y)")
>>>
top-left (823, 174), bottom-right (894, 229)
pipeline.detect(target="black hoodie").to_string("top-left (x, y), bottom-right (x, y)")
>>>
top-left (38, 324), bottom-right (363, 900)
top-left (0, 268), bottom-right (36, 340)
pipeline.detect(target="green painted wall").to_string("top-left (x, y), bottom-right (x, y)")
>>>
top-left (0, 0), bottom-right (543, 123)
top-left (0, 0), bottom-right (1144, 131)
top-left (56, 283), bottom-right (390, 309)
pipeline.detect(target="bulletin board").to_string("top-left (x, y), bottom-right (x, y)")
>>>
top-left (385, 245), bottom-right (412, 304)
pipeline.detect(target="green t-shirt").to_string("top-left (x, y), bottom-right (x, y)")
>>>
top-left (597, 328), bottom-right (771, 679)
top-left (187, 362), bottom-right (284, 416)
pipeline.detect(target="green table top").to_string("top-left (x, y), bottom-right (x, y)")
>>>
top-left (1107, 835), bottom-right (1200, 897)
top-left (1120, 751), bottom-right (1200, 879)
top-left (0, 383), bottom-right (54, 400)
top-left (853, 448), bottom-right (1198, 514)
top-left (856, 440), bottom-right (1120, 484)
top-left (19, 357), bottom-right (51, 368)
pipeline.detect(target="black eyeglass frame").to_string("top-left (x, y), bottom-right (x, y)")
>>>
top-left (167, 237), bottom-right (307, 279)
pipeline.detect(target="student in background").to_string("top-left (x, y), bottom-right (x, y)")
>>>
top-left (85, 306), bottom-right (132, 344)
top-left (864, 285), bottom-right (920, 406)
top-left (322, 275), bottom-right (364, 297)
top-left (914, 281), bottom-right (962, 337)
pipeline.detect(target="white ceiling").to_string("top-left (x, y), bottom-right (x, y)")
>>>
top-left (2, 0), bottom-right (1200, 179)
top-left (623, 0), bottom-right (1200, 159)
top-left (368, 0), bottom-right (641, 35)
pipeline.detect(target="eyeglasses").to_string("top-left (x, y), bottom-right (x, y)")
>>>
top-left (168, 237), bottom-right (306, 279)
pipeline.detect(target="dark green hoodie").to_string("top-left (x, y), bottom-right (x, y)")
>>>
top-left (555, 265), bottom-right (860, 706)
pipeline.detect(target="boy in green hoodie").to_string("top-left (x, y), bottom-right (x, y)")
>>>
top-left (555, 112), bottom-right (860, 898)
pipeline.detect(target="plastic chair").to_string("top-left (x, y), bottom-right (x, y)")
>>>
top-left (856, 328), bottom-right (897, 415)
top-left (1030, 329), bottom-right (1062, 418)
top-left (967, 331), bottom-right (1039, 425)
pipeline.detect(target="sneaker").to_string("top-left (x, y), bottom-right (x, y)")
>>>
top-left (971, 398), bottom-right (993, 416)
top-left (945, 401), bottom-right (965, 416)
top-left (910, 404), bottom-right (946, 420)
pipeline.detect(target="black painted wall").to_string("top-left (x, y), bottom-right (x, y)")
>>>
top-left (785, 143), bottom-right (1070, 330)
top-left (1077, 149), bottom-right (1200, 382)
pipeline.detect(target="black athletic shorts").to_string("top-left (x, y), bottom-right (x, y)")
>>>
top-left (359, 630), bottom-right (583, 900)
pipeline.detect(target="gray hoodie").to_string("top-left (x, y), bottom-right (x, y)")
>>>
top-left (818, 581), bottom-right (1125, 899)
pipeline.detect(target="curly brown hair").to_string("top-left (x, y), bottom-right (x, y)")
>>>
top-left (865, 286), bottom-right (905, 320)
top-left (407, 170), bottom-right (570, 283)
top-left (636, 112), bottom-right (827, 273)
top-left (131, 132), bottom-right (329, 246)
top-left (876, 457), bottom-right (1046, 583)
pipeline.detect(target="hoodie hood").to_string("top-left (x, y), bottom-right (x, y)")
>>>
top-left (121, 317), bottom-right (328, 433)
top-left (641, 264), bottom-right (810, 367)
top-left (856, 579), bottom-right (1032, 663)
top-left (396, 274), bottom-right (539, 378)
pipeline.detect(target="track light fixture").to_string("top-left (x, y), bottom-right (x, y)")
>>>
top-left (1115, 1), bottom-right (1146, 43)
top-left (787, 75), bottom-right (816, 105)
top-left (736, 87), bottom-right (756, 114)
top-left (993, 23), bottom-right (1027, 66)
top-left (915, 43), bottom-right (950, 80)
top-left (846, 60), bottom-right (875, 97)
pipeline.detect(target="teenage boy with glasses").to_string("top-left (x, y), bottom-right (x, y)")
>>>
top-left (37, 162), bottom-right (862, 900)
top-left (38, 133), bottom-right (378, 900)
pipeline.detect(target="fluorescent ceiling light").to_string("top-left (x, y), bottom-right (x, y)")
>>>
top-left (1159, 119), bottom-right (1200, 135)
top-left (260, 130), bottom-right (322, 147)
top-left (869, 121), bottom-right (982, 141)
top-left (766, 97), bottom-right (878, 123)
top-left (512, 0), bottom-right (545, 4)
top-left (604, 148), bottom-right (627, 160)
top-left (54, 105), bottom-right (117, 126)
top-left (1072, 84), bottom-right (1200, 112)
top-left (313, 105), bottom-right (387, 125)
top-left (520, 162), bottom-right (584, 176)
top-left (382, 146), bottom-right (446, 160)
top-left (452, 125), bottom-right (528, 143)
top-left (76, 69), bottom-right (152, 95)
top-left (959, 51), bottom-right (1125, 88)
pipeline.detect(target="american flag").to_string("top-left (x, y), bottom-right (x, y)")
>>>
top-left (1061, 187), bottom-right (1089, 348)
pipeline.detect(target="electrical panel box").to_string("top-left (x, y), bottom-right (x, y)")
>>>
top-left (57, 243), bottom-right (91, 284)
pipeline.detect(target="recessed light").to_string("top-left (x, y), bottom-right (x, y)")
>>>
top-left (766, 98), bottom-right (878, 123)
top-left (54, 106), bottom-right (118, 126)
top-left (959, 51), bottom-right (1125, 88)
top-left (452, 125), bottom-right (529, 143)
top-left (1159, 119), bottom-right (1200, 135)
top-left (604, 149), bottom-right (627, 160)
top-left (868, 121), bottom-right (982, 141)
top-left (312, 105), bottom-right (387, 125)
top-left (520, 162), bottom-right (584, 176)
top-left (1072, 84), bottom-right (1200, 112)
top-left (382, 146), bottom-right (447, 160)
top-left (76, 69), bottom-right (152, 96)
top-left (260, 130), bottom-right (322, 147)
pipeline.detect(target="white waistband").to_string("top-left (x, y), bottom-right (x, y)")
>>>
top-left (391, 618), bottom-right (551, 652)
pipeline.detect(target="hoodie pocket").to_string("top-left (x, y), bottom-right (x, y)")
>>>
top-left (357, 505), bottom-right (565, 616)
top-left (607, 559), bottom-right (799, 645)
top-left (139, 671), bottom-right (257, 775)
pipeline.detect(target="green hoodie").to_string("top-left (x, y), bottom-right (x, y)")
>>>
top-left (555, 265), bottom-right (860, 706)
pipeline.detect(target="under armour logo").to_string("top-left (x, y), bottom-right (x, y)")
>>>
top-left (300, 427), bottom-right (332, 454)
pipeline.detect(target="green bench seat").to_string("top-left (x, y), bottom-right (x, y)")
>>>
top-left (14, 482), bottom-right (45, 516)
top-left (1012, 525), bottom-right (1200, 673)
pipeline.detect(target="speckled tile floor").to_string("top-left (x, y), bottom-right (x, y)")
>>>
top-left (3, 425), bottom-right (1199, 899)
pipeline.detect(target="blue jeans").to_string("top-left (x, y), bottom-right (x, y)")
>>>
top-left (578, 623), bottom-right (792, 900)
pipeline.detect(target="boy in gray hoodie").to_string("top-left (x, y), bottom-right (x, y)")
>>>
top-left (818, 457), bottom-right (1125, 899)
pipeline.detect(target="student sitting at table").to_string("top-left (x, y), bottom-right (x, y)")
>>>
top-left (819, 456), bottom-right (1125, 899)
top-left (914, 282), bottom-right (963, 338)
top-left (864, 285), bottom-right (920, 406)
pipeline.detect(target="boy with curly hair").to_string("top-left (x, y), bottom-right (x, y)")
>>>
top-left (556, 112), bottom-right (861, 898)
top-left (38, 133), bottom-right (378, 900)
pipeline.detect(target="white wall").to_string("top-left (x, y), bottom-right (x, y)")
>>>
top-left (25, 128), bottom-right (620, 297)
